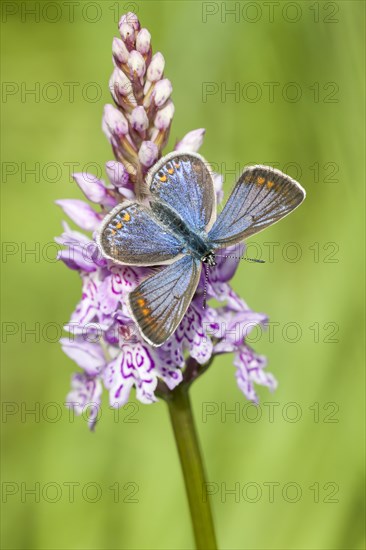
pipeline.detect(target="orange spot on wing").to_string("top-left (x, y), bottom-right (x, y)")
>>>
top-left (137, 298), bottom-right (145, 307)
top-left (115, 222), bottom-right (122, 229)
top-left (122, 212), bottom-right (131, 222)
top-left (167, 167), bottom-right (174, 174)
top-left (142, 308), bottom-right (150, 316)
top-left (257, 176), bottom-right (265, 185)
top-left (174, 161), bottom-right (180, 168)
top-left (267, 180), bottom-right (274, 189)
top-left (159, 175), bottom-right (167, 182)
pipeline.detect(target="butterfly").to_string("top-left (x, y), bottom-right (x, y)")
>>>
top-left (97, 152), bottom-right (306, 346)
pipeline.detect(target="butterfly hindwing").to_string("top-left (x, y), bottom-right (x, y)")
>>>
top-left (97, 201), bottom-right (183, 266)
top-left (146, 152), bottom-right (216, 232)
top-left (129, 255), bottom-right (202, 346)
top-left (208, 165), bottom-right (306, 247)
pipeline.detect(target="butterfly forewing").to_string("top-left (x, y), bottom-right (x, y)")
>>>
top-left (97, 201), bottom-right (183, 266)
top-left (129, 256), bottom-right (201, 346)
top-left (146, 152), bottom-right (216, 232)
top-left (208, 165), bottom-right (306, 247)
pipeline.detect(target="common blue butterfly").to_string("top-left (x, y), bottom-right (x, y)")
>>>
top-left (97, 152), bottom-right (306, 346)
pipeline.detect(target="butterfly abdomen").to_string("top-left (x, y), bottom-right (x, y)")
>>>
top-left (149, 201), bottom-right (212, 261)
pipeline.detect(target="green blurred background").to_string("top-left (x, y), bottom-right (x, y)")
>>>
top-left (1, 1), bottom-right (365, 549)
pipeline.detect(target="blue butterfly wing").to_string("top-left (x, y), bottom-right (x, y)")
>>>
top-left (146, 152), bottom-right (216, 232)
top-left (208, 166), bottom-right (306, 248)
top-left (129, 255), bottom-right (201, 346)
top-left (97, 201), bottom-right (183, 266)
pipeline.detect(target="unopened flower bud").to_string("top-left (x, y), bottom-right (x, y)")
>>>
top-left (105, 161), bottom-right (135, 199)
top-left (103, 104), bottom-right (129, 138)
top-left (106, 160), bottom-right (130, 185)
top-left (119, 12), bottom-right (140, 32)
top-left (153, 78), bottom-right (172, 107)
top-left (109, 67), bottom-right (133, 100)
top-left (213, 172), bottom-right (224, 203)
top-left (138, 141), bottom-right (159, 168)
top-left (175, 128), bottom-right (205, 153)
top-left (154, 100), bottom-right (175, 130)
top-left (128, 50), bottom-right (146, 79)
top-left (147, 52), bottom-right (165, 82)
top-left (136, 28), bottom-right (151, 55)
top-left (130, 106), bottom-right (149, 133)
top-left (119, 23), bottom-right (135, 50)
top-left (112, 37), bottom-right (129, 64)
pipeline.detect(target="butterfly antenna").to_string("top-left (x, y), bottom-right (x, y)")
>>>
top-left (202, 263), bottom-right (209, 309)
top-left (216, 254), bottom-right (265, 263)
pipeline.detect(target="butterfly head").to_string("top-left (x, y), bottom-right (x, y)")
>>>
top-left (201, 251), bottom-right (216, 267)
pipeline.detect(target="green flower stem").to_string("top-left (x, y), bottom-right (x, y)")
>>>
top-left (166, 383), bottom-right (218, 550)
